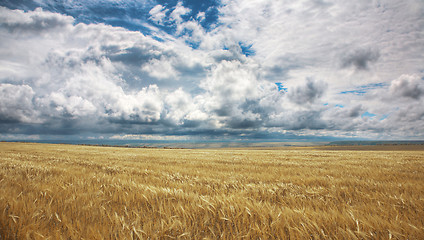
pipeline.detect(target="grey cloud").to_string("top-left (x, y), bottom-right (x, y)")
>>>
top-left (389, 74), bottom-right (424, 100)
top-left (227, 118), bottom-right (260, 129)
top-left (348, 105), bottom-right (363, 118)
top-left (264, 65), bottom-right (290, 81)
top-left (1, 4), bottom-right (424, 141)
top-left (341, 48), bottom-right (380, 70)
top-left (339, 109), bottom-right (367, 130)
top-left (290, 111), bottom-right (327, 130)
top-left (210, 48), bottom-right (244, 63)
top-left (0, 117), bottom-right (129, 136)
top-left (0, 84), bottom-right (36, 123)
top-left (268, 110), bottom-right (327, 130)
top-left (310, 0), bottom-right (333, 8)
top-left (108, 46), bottom-right (167, 66)
top-left (321, 104), bottom-right (365, 132)
top-left (224, 107), bottom-right (263, 129)
top-left (108, 116), bottom-right (162, 125)
top-left (263, 54), bottom-right (304, 81)
top-left (201, 60), bottom-right (261, 114)
top-left (181, 120), bottom-right (201, 128)
top-left (174, 62), bottom-right (206, 78)
top-left (394, 103), bottom-right (424, 122)
top-left (240, 99), bottom-right (267, 116)
top-left (289, 78), bottom-right (326, 105)
top-left (0, 7), bottom-right (172, 131)
top-left (214, 104), bottom-right (233, 117)
top-left (0, 7), bottom-right (73, 34)
top-left (103, 42), bottom-right (206, 86)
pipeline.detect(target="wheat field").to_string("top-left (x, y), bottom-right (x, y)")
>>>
top-left (0, 142), bottom-right (423, 239)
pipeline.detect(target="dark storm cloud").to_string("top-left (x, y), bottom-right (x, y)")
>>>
top-left (341, 48), bottom-right (380, 70)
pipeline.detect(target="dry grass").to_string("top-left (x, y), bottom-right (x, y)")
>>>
top-left (0, 142), bottom-right (423, 239)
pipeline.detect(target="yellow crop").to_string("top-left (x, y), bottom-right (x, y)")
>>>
top-left (0, 142), bottom-right (423, 239)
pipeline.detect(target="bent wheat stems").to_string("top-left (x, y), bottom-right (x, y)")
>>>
top-left (0, 142), bottom-right (423, 239)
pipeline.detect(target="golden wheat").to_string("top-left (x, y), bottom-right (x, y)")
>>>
top-left (0, 142), bottom-right (423, 239)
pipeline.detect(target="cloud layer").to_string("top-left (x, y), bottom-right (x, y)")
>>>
top-left (0, 0), bottom-right (423, 141)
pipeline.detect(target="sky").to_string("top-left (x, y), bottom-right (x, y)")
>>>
top-left (0, 0), bottom-right (423, 142)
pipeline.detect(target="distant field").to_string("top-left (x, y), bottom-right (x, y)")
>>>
top-left (1, 142), bottom-right (423, 239)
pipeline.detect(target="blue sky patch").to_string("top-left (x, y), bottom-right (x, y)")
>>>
top-left (340, 82), bottom-right (388, 95)
top-left (361, 112), bottom-right (376, 118)
top-left (2, 0), bottom-right (221, 37)
top-left (239, 42), bottom-right (255, 57)
top-left (180, 0), bottom-right (221, 31)
top-left (339, 90), bottom-right (367, 95)
top-left (275, 83), bottom-right (287, 92)
top-left (152, 0), bottom-right (221, 33)
top-left (380, 114), bottom-right (389, 121)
